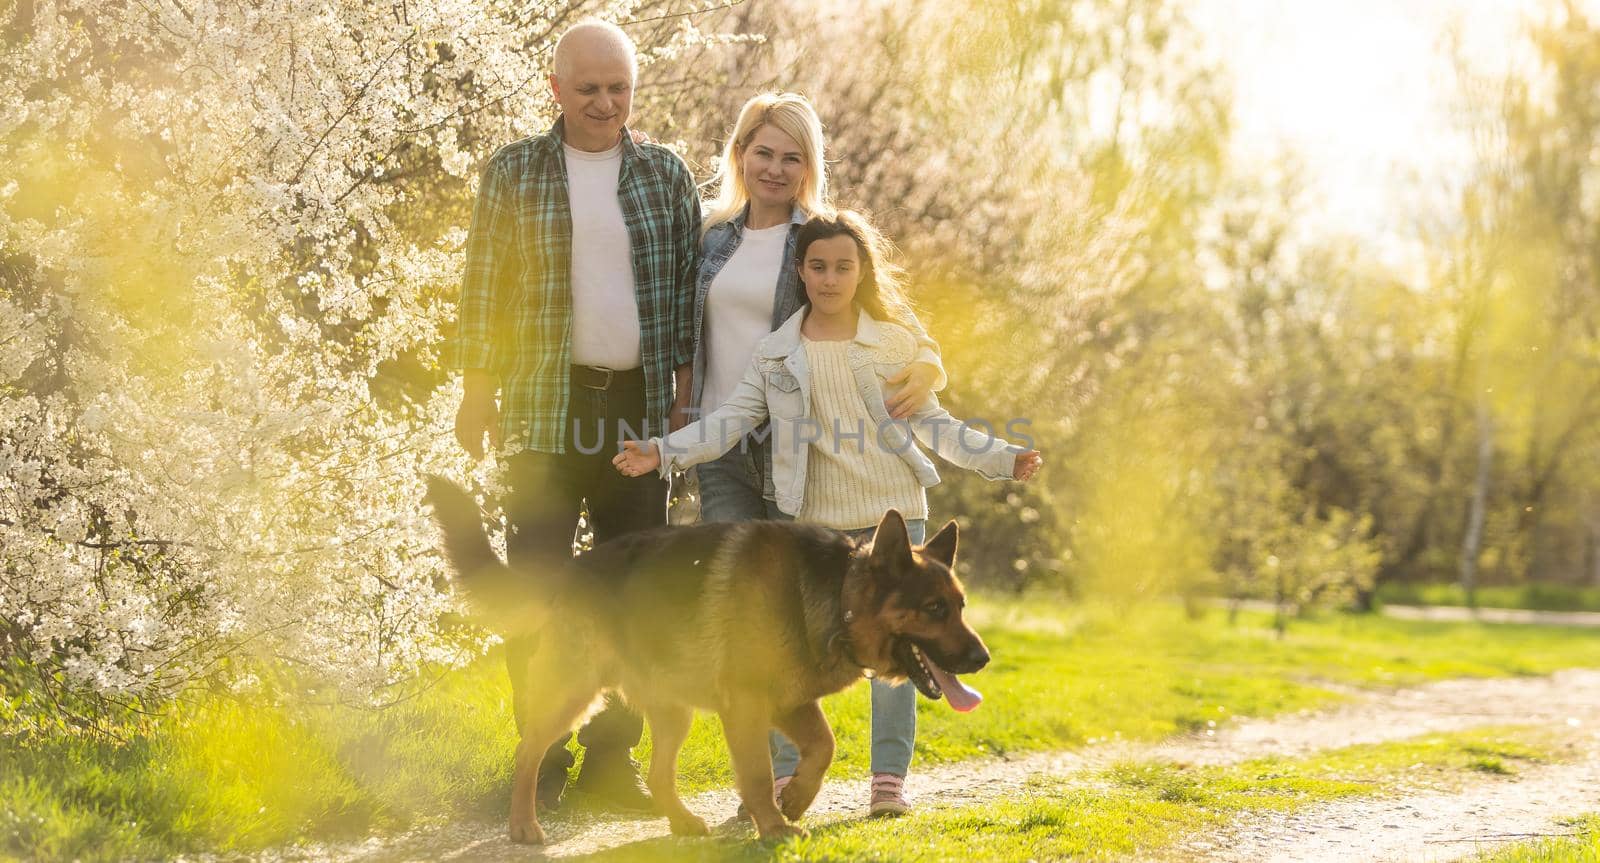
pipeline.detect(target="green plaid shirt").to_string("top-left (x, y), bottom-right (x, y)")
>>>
top-left (445, 117), bottom-right (701, 454)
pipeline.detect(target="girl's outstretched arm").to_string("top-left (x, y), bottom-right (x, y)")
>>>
top-left (613, 440), bottom-right (662, 477)
top-left (904, 396), bottom-right (1037, 482)
top-left (641, 359), bottom-right (771, 477)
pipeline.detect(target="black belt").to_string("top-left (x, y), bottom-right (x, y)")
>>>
top-left (571, 365), bottom-right (645, 391)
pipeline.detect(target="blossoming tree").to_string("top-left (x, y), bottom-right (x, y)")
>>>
top-left (0, 0), bottom-right (731, 707)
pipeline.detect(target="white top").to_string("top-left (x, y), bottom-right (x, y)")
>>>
top-left (700, 223), bottom-right (788, 415)
top-left (564, 141), bottom-right (642, 370)
top-left (797, 337), bottom-right (928, 530)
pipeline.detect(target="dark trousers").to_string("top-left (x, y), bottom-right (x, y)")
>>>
top-left (502, 367), bottom-right (668, 780)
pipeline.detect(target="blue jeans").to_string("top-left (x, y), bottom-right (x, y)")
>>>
top-left (771, 518), bottom-right (925, 779)
top-left (694, 436), bottom-right (785, 523)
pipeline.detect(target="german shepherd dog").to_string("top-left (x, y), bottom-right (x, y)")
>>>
top-left (424, 477), bottom-right (991, 843)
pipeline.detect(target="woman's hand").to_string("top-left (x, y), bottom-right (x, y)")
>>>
top-left (613, 440), bottom-right (662, 478)
top-left (1013, 450), bottom-right (1043, 481)
top-left (885, 361), bottom-right (940, 419)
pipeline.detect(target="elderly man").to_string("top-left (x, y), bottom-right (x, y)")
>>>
top-left (447, 18), bottom-right (699, 813)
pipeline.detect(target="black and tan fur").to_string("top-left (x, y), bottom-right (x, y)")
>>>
top-left (424, 477), bottom-right (991, 843)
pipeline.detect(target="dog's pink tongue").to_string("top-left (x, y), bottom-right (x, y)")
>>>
top-left (925, 656), bottom-right (983, 712)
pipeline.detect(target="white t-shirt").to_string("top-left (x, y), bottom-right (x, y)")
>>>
top-left (564, 141), bottom-right (642, 370)
top-left (700, 223), bottom-right (788, 414)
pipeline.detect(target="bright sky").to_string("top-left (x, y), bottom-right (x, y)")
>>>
top-left (1187, 0), bottom-right (1566, 269)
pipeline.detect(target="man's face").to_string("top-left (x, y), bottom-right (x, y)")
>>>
top-left (550, 47), bottom-right (633, 151)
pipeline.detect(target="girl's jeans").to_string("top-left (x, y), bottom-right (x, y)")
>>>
top-left (693, 436), bottom-right (786, 522)
top-left (770, 519), bottom-right (925, 779)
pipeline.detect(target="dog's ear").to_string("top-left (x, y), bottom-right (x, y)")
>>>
top-left (870, 509), bottom-right (914, 572)
top-left (922, 519), bottom-right (958, 568)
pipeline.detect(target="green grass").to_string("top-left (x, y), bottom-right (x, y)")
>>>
top-left (565, 727), bottom-right (1559, 862)
top-left (1377, 581), bottom-right (1600, 612)
top-left (1469, 815), bottom-right (1600, 862)
top-left (1239, 726), bottom-right (1554, 789)
top-left (0, 666), bottom-right (517, 861)
top-left (5, 598), bottom-right (1600, 861)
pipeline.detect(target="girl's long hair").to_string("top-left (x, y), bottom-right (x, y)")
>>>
top-left (794, 210), bottom-right (916, 327)
top-left (702, 92), bottom-right (831, 235)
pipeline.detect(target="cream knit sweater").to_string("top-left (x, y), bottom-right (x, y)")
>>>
top-left (796, 338), bottom-right (928, 529)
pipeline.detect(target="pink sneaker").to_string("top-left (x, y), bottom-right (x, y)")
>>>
top-left (869, 772), bottom-right (910, 817)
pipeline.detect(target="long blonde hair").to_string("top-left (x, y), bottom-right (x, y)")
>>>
top-left (702, 92), bottom-right (831, 235)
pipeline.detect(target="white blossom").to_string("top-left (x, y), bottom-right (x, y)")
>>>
top-left (1, 0), bottom-right (729, 702)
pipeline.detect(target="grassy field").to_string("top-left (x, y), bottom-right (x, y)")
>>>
top-left (5, 598), bottom-right (1600, 862)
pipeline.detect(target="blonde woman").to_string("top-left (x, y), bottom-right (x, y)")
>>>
top-left (679, 92), bottom-right (948, 525)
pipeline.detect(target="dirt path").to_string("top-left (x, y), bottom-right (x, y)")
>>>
top-left (1186, 752), bottom-right (1600, 862)
top-left (1222, 598), bottom-right (1600, 628)
top-left (1382, 604), bottom-right (1600, 627)
top-left (1169, 668), bottom-right (1600, 862)
top-left (252, 670), bottom-right (1600, 862)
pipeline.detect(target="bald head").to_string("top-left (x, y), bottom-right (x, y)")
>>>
top-left (549, 19), bottom-right (638, 151)
top-left (552, 19), bottom-right (637, 83)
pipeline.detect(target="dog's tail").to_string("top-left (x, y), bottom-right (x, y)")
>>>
top-left (423, 475), bottom-right (546, 634)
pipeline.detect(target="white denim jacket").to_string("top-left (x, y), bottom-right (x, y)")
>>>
top-left (651, 307), bottom-right (1024, 516)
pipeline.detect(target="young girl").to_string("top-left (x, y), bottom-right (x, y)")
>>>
top-left (615, 210), bottom-right (1042, 818)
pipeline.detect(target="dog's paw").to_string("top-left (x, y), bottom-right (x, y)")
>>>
top-left (778, 790), bottom-right (811, 822)
top-left (756, 821), bottom-right (808, 842)
top-left (508, 817), bottom-right (548, 845)
top-left (668, 813), bottom-right (710, 836)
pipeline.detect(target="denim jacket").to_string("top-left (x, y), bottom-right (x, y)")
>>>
top-left (653, 307), bottom-right (1022, 516)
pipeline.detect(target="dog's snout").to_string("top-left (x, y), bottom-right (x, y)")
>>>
top-left (966, 644), bottom-right (990, 671)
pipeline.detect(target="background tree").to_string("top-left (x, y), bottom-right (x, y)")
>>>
top-left (0, 0), bottom-right (739, 710)
top-left (1426, 0), bottom-right (1600, 593)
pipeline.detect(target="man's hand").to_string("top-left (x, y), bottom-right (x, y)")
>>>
top-left (613, 440), bottom-right (662, 477)
top-left (1013, 450), bottom-right (1043, 482)
top-left (455, 369), bottom-right (502, 460)
top-left (885, 361), bottom-right (941, 419)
